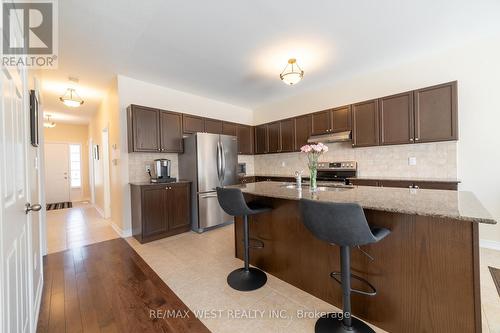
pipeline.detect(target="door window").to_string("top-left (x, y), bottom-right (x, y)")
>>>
top-left (69, 144), bottom-right (81, 188)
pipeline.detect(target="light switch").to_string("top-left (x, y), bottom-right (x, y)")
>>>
top-left (281, 161), bottom-right (286, 167)
top-left (408, 157), bottom-right (417, 166)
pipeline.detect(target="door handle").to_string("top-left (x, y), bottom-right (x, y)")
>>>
top-left (25, 203), bottom-right (42, 214)
top-left (216, 141), bottom-right (222, 183)
top-left (220, 140), bottom-right (226, 182)
top-left (200, 194), bottom-right (218, 199)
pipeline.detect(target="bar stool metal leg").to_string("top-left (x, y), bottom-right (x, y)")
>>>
top-left (227, 215), bottom-right (267, 291)
top-left (315, 246), bottom-right (375, 333)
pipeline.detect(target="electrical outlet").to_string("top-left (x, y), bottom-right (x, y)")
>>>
top-left (408, 157), bottom-right (417, 166)
top-left (281, 161), bottom-right (286, 167)
top-left (145, 164), bottom-right (151, 172)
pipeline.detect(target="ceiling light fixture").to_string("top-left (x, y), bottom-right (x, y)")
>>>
top-left (279, 58), bottom-right (304, 85)
top-left (59, 88), bottom-right (84, 107)
top-left (43, 115), bottom-right (56, 128)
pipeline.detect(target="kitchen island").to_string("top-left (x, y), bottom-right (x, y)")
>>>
top-left (232, 181), bottom-right (495, 333)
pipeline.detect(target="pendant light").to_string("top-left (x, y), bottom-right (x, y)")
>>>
top-left (279, 58), bottom-right (304, 85)
top-left (44, 115), bottom-right (56, 128)
top-left (59, 88), bottom-right (84, 107)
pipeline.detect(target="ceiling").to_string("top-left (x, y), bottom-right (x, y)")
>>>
top-left (40, 0), bottom-right (500, 124)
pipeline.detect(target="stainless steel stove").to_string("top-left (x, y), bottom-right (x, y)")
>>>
top-left (316, 161), bottom-right (357, 186)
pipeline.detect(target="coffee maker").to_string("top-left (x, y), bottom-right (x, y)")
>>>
top-left (149, 159), bottom-right (175, 183)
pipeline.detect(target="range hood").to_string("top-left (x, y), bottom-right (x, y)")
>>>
top-left (307, 130), bottom-right (352, 143)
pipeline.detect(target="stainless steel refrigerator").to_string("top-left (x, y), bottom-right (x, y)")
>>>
top-left (179, 133), bottom-right (238, 232)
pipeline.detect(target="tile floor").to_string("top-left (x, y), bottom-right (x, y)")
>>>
top-left (46, 204), bottom-right (500, 332)
top-left (126, 225), bottom-right (387, 333)
top-left (127, 225), bottom-right (500, 333)
top-left (45, 202), bottom-right (119, 254)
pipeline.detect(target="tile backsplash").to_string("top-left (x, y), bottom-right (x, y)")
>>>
top-left (128, 141), bottom-right (457, 182)
top-left (253, 141), bottom-right (457, 179)
top-left (128, 153), bottom-right (179, 183)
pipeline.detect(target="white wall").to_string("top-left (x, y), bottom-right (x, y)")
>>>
top-left (116, 75), bottom-right (254, 233)
top-left (254, 38), bottom-right (500, 243)
top-left (118, 75), bottom-right (253, 124)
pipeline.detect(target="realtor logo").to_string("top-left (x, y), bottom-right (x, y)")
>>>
top-left (2, 0), bottom-right (58, 68)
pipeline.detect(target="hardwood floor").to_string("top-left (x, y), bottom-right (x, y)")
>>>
top-left (36, 238), bottom-right (209, 333)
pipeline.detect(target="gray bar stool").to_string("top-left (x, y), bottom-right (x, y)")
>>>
top-left (299, 199), bottom-right (390, 333)
top-left (216, 187), bottom-right (271, 291)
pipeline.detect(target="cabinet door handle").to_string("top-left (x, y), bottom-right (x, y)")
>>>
top-left (415, 137), bottom-right (420, 141)
top-left (410, 138), bottom-right (414, 142)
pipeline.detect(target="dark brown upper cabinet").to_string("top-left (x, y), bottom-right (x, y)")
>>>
top-left (331, 105), bottom-right (352, 133)
top-left (204, 118), bottom-right (223, 134)
top-left (267, 121), bottom-right (281, 153)
top-left (159, 111), bottom-right (183, 152)
top-left (222, 122), bottom-right (238, 136)
top-left (280, 119), bottom-right (295, 152)
top-left (414, 81), bottom-right (457, 143)
top-left (182, 115), bottom-right (205, 134)
top-left (294, 114), bottom-right (312, 151)
top-left (352, 99), bottom-right (380, 147)
top-left (237, 124), bottom-right (253, 155)
top-left (311, 109), bottom-right (331, 135)
top-left (127, 105), bottom-right (160, 152)
top-left (311, 106), bottom-right (351, 135)
top-left (254, 125), bottom-right (268, 154)
top-left (379, 92), bottom-right (414, 145)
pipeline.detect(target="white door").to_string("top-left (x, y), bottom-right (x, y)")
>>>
top-left (44, 143), bottom-right (70, 203)
top-left (0, 62), bottom-right (33, 332)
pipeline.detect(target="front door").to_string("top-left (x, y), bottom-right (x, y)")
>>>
top-left (0, 61), bottom-right (32, 332)
top-left (44, 143), bottom-right (70, 203)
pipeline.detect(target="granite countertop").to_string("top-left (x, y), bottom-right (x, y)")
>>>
top-left (129, 180), bottom-right (191, 186)
top-left (349, 176), bottom-right (461, 183)
top-left (232, 181), bottom-right (496, 224)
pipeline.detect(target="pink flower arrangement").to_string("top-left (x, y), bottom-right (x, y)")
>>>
top-left (300, 143), bottom-right (328, 191)
top-left (300, 143), bottom-right (328, 154)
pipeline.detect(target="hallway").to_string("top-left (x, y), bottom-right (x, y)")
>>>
top-left (46, 203), bottom-right (119, 254)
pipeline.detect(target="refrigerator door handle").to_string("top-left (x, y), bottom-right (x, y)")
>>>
top-left (216, 140), bottom-right (222, 183)
top-left (220, 140), bottom-right (226, 182)
top-left (200, 193), bottom-right (218, 199)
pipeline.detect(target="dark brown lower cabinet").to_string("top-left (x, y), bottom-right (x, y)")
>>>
top-left (349, 179), bottom-right (380, 187)
top-left (239, 176), bottom-right (256, 184)
top-left (131, 182), bottom-right (191, 243)
top-left (349, 178), bottom-right (458, 190)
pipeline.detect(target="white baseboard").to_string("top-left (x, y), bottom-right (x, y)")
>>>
top-left (480, 239), bottom-right (500, 251)
top-left (33, 275), bottom-right (43, 331)
top-left (94, 204), bottom-right (105, 218)
top-left (110, 221), bottom-right (132, 238)
top-left (92, 204), bottom-right (131, 237)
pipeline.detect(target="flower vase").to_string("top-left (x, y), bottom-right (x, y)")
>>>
top-left (309, 163), bottom-right (318, 192)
